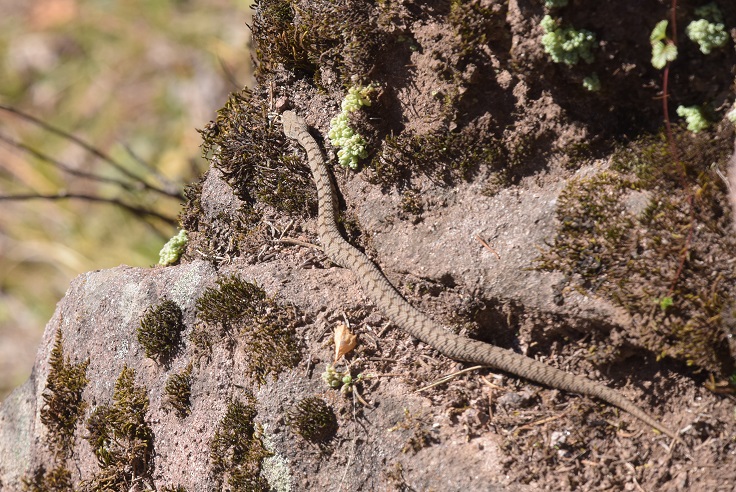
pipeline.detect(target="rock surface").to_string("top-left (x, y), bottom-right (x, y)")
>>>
top-left (3, 1), bottom-right (736, 490)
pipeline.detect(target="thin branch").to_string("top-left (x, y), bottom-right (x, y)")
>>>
top-left (0, 104), bottom-right (183, 199)
top-left (0, 131), bottom-right (145, 194)
top-left (0, 192), bottom-right (178, 226)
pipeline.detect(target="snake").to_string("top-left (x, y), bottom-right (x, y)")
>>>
top-left (281, 109), bottom-right (678, 441)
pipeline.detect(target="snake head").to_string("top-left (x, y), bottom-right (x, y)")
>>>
top-left (282, 110), bottom-right (305, 140)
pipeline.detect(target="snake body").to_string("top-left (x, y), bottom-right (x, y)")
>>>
top-left (282, 110), bottom-right (677, 440)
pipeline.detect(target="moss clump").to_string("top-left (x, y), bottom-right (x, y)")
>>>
top-left (164, 363), bottom-right (193, 418)
top-left (210, 395), bottom-right (271, 491)
top-left (250, 0), bottom-right (386, 84)
top-left (196, 275), bottom-right (267, 325)
top-left (388, 409), bottom-right (437, 455)
top-left (537, 129), bottom-right (736, 374)
top-left (286, 397), bottom-right (338, 443)
top-left (195, 275), bottom-right (301, 383)
top-left (21, 465), bottom-right (73, 492)
top-left (178, 179), bottom-right (203, 232)
top-left (82, 365), bottom-right (154, 491)
top-left (137, 298), bottom-right (184, 362)
top-left (199, 89), bottom-right (315, 219)
top-left (41, 330), bottom-right (89, 460)
top-left (370, 127), bottom-right (501, 186)
top-left (449, 0), bottom-right (502, 58)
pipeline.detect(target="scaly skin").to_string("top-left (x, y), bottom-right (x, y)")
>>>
top-left (282, 110), bottom-right (678, 441)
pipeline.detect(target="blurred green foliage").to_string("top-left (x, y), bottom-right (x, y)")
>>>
top-left (0, 0), bottom-right (253, 399)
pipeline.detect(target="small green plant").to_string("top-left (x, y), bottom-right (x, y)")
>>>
top-left (41, 330), bottom-right (90, 459)
top-left (164, 363), bottom-right (193, 418)
top-left (137, 298), bottom-right (184, 361)
top-left (686, 19), bottom-right (728, 55)
top-left (676, 105), bottom-right (710, 133)
top-left (286, 397), bottom-right (338, 443)
top-left (582, 73), bottom-right (600, 92)
top-left (328, 84), bottom-right (375, 168)
top-left (540, 15), bottom-right (597, 66)
top-left (83, 365), bottom-right (154, 490)
top-left (650, 20), bottom-right (678, 69)
top-left (210, 396), bottom-right (271, 491)
top-left (322, 364), bottom-right (369, 395)
top-left (544, 0), bottom-right (568, 8)
top-left (656, 296), bottom-right (674, 312)
top-left (159, 229), bottom-right (188, 266)
top-left (686, 3), bottom-right (728, 54)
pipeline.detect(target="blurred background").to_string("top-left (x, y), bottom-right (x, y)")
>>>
top-left (0, 0), bottom-right (254, 400)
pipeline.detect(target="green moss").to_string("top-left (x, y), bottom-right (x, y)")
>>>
top-left (449, 0), bottom-right (500, 58)
top-left (286, 397), bottom-right (338, 443)
top-left (137, 298), bottom-right (184, 362)
top-left (199, 89), bottom-right (315, 219)
top-left (399, 189), bottom-right (423, 219)
top-left (164, 363), bottom-right (193, 418)
top-left (388, 409), bottom-right (437, 455)
top-left (41, 330), bottom-right (89, 460)
top-left (196, 275), bottom-right (266, 325)
top-left (537, 129), bottom-right (736, 374)
top-left (250, 0), bottom-right (386, 83)
top-left (195, 275), bottom-right (301, 383)
top-left (210, 395), bottom-right (272, 491)
top-left (82, 365), bottom-right (153, 491)
top-left (178, 178), bottom-right (203, 233)
top-left (22, 465), bottom-right (73, 492)
top-left (370, 127), bottom-right (501, 186)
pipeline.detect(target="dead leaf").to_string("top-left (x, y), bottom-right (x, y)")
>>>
top-left (334, 323), bottom-right (357, 363)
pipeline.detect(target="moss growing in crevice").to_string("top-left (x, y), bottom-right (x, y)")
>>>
top-left (370, 126), bottom-right (502, 187)
top-left (196, 274), bottom-right (267, 325)
top-left (164, 363), bottom-right (193, 419)
top-left (199, 89), bottom-right (315, 218)
top-left (41, 329), bottom-right (89, 460)
top-left (194, 275), bottom-right (301, 383)
top-left (82, 365), bottom-right (154, 491)
top-left (178, 177), bottom-right (203, 233)
top-left (388, 409), bottom-right (438, 455)
top-left (137, 298), bottom-right (184, 363)
top-left (537, 128), bottom-right (736, 375)
top-left (21, 464), bottom-right (73, 492)
top-left (210, 395), bottom-right (272, 491)
top-left (286, 397), bottom-right (338, 443)
top-left (250, 0), bottom-right (387, 84)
